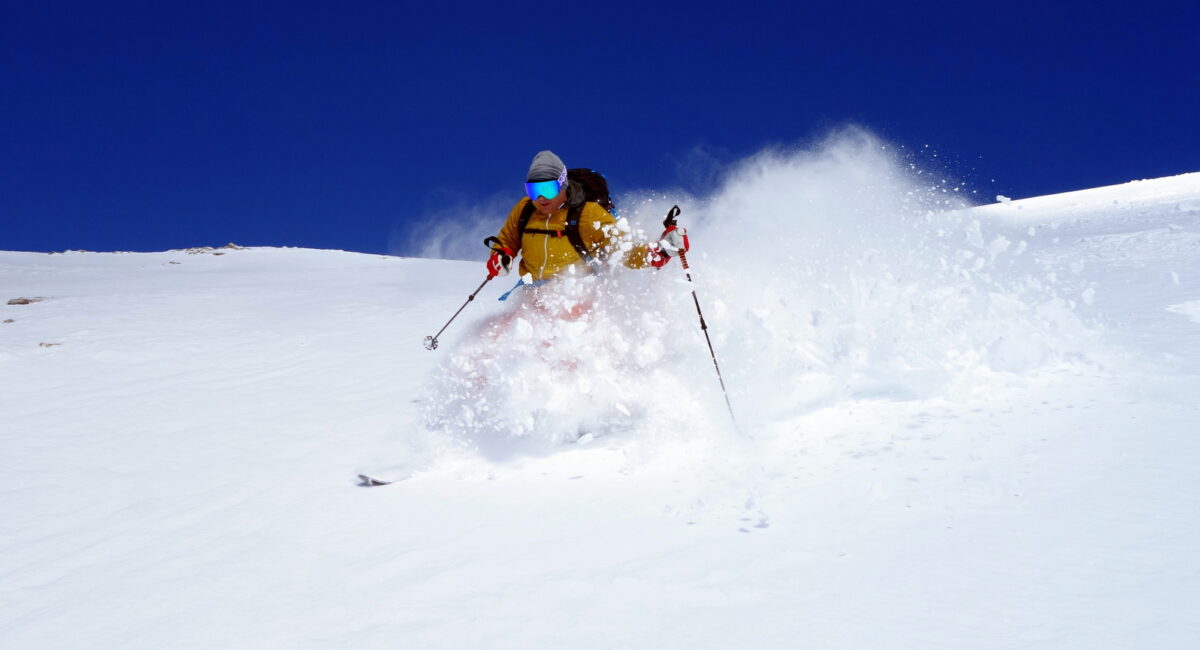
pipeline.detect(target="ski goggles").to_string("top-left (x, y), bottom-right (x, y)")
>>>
top-left (524, 168), bottom-right (568, 201)
top-left (524, 179), bottom-right (562, 201)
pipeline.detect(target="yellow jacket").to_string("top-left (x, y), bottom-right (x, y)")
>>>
top-left (496, 198), bottom-right (653, 281)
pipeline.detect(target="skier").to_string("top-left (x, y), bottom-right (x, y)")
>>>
top-left (418, 153), bottom-right (734, 442)
top-left (485, 150), bottom-right (689, 289)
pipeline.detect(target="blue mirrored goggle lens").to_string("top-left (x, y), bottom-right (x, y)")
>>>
top-left (525, 180), bottom-right (561, 201)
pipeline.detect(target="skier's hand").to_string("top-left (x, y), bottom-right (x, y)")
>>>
top-left (487, 246), bottom-right (514, 278)
top-left (650, 225), bottom-right (690, 268)
top-left (657, 225), bottom-right (690, 258)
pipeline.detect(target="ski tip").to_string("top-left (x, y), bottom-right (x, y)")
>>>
top-left (357, 474), bottom-right (392, 487)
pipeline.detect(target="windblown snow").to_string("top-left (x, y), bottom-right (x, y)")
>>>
top-left (3, 133), bottom-right (1198, 648)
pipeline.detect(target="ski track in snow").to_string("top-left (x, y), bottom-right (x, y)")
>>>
top-left (3, 154), bottom-right (1200, 646)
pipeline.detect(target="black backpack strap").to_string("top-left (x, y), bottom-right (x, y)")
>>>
top-left (516, 199), bottom-right (537, 245)
top-left (565, 204), bottom-right (602, 273)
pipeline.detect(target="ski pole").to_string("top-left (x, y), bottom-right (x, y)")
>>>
top-left (424, 276), bottom-right (493, 350)
top-left (663, 205), bottom-right (739, 431)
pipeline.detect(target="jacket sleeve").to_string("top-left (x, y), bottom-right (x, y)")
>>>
top-left (496, 199), bottom-right (528, 253)
top-left (577, 203), bottom-right (656, 270)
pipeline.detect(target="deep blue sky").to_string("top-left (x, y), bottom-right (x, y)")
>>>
top-left (4, 1), bottom-right (1197, 254)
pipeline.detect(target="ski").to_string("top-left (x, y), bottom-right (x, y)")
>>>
top-left (357, 474), bottom-right (393, 487)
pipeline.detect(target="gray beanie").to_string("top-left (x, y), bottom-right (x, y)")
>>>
top-left (526, 150), bottom-right (567, 182)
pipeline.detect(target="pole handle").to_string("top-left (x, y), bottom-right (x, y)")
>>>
top-left (665, 205), bottom-right (689, 269)
top-left (663, 205), bottom-right (681, 228)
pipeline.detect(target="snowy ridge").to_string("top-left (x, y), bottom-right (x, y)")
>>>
top-left (2, 140), bottom-right (1199, 647)
top-left (973, 171), bottom-right (1200, 223)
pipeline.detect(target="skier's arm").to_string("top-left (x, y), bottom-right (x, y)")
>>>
top-left (578, 203), bottom-right (676, 269)
top-left (577, 203), bottom-right (660, 270)
top-left (485, 200), bottom-right (528, 278)
top-left (496, 200), bottom-right (526, 254)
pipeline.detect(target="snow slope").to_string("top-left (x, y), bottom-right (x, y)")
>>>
top-left (2, 142), bottom-right (1199, 647)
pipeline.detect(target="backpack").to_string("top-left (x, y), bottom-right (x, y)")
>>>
top-left (517, 168), bottom-right (616, 272)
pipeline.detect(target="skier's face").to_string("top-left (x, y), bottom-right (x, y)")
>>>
top-left (532, 183), bottom-right (567, 214)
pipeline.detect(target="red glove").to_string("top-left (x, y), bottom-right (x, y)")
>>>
top-left (487, 245), bottom-right (515, 278)
top-left (650, 225), bottom-right (690, 268)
